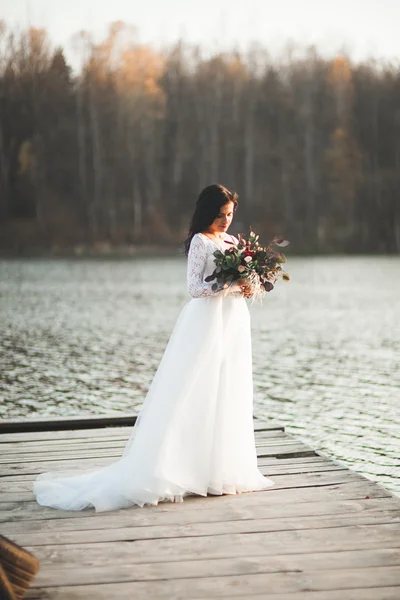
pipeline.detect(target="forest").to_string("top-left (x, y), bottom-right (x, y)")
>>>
top-left (0, 20), bottom-right (399, 254)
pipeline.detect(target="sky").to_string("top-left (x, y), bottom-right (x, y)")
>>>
top-left (1, 0), bottom-right (399, 68)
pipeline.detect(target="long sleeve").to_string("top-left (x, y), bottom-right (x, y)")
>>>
top-left (187, 234), bottom-right (241, 298)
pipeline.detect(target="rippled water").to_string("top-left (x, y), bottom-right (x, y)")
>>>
top-left (1, 255), bottom-right (399, 496)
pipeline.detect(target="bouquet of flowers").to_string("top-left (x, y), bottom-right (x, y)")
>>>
top-left (205, 228), bottom-right (290, 300)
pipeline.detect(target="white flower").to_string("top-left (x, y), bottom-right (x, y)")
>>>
top-left (244, 255), bottom-right (252, 263)
top-left (238, 265), bottom-right (245, 273)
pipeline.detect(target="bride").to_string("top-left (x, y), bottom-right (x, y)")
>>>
top-left (33, 184), bottom-right (275, 512)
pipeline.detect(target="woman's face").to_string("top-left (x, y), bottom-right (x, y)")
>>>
top-left (207, 201), bottom-right (235, 235)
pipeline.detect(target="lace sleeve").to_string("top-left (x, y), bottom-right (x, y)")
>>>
top-left (187, 234), bottom-right (223, 298)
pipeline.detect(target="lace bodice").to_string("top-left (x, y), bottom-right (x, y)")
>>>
top-left (187, 233), bottom-right (241, 298)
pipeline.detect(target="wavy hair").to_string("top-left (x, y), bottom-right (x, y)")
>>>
top-left (183, 184), bottom-right (239, 256)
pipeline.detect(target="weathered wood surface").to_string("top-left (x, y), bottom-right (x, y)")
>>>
top-left (0, 414), bottom-right (138, 433)
top-left (1, 421), bottom-right (399, 599)
top-left (0, 415), bottom-right (282, 434)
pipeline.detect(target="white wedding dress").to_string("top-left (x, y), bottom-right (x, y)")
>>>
top-left (33, 232), bottom-right (275, 511)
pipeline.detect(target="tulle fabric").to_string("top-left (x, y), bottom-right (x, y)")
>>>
top-left (33, 236), bottom-right (275, 512)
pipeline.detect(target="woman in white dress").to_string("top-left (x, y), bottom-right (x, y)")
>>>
top-left (33, 184), bottom-right (275, 512)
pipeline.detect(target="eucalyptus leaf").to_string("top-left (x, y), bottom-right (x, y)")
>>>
top-left (204, 269), bottom-right (216, 282)
top-left (264, 281), bottom-right (274, 292)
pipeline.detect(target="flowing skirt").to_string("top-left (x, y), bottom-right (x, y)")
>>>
top-left (33, 294), bottom-right (275, 511)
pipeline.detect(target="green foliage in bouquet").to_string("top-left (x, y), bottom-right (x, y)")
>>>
top-left (205, 228), bottom-right (290, 298)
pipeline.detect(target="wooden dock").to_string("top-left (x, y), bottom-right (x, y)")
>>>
top-left (1, 421), bottom-right (400, 599)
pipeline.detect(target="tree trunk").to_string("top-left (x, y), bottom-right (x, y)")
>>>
top-left (88, 77), bottom-right (101, 240)
top-left (0, 120), bottom-right (9, 220)
top-left (76, 79), bottom-right (90, 238)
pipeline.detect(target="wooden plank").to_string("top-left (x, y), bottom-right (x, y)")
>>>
top-left (0, 431), bottom-right (288, 454)
top-left (258, 462), bottom-right (346, 473)
top-left (24, 548), bottom-right (400, 588)
top-left (0, 440), bottom-right (130, 453)
top-left (0, 431), bottom-right (300, 456)
top-left (0, 474), bottom-right (366, 508)
top-left (0, 428), bottom-right (134, 443)
top-left (0, 422), bottom-right (284, 443)
top-left (198, 591), bottom-right (400, 600)
top-left (24, 524), bottom-right (400, 565)
top-left (7, 509), bottom-right (400, 547)
top-left (0, 463), bottom-right (348, 495)
top-left (0, 416), bottom-right (283, 434)
top-left (0, 427), bottom-right (284, 450)
top-left (2, 498), bottom-right (399, 536)
top-left (0, 434), bottom-right (287, 457)
top-left (24, 566), bottom-right (400, 598)
top-left (254, 422), bottom-right (285, 432)
top-left (0, 446), bottom-right (317, 476)
top-left (0, 458), bottom-right (340, 491)
top-left (0, 442), bottom-right (313, 464)
top-left (0, 480), bottom-right (393, 523)
top-left (0, 414), bottom-right (138, 433)
top-left (26, 588), bottom-right (400, 600)
top-left (0, 470), bottom-right (376, 505)
top-left (0, 457), bottom-right (116, 477)
top-left (0, 432), bottom-right (273, 450)
top-left (1, 434), bottom-right (292, 453)
top-left (0, 456), bottom-right (344, 485)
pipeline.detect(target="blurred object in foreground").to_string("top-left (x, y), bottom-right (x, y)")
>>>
top-left (0, 535), bottom-right (40, 599)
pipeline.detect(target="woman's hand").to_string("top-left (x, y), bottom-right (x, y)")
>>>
top-left (241, 285), bottom-right (253, 298)
top-left (237, 278), bottom-right (253, 298)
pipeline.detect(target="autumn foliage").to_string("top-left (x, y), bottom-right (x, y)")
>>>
top-left (0, 21), bottom-right (399, 253)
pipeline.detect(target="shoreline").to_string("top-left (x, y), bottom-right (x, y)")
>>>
top-left (0, 244), bottom-right (183, 259)
top-left (0, 246), bottom-right (398, 259)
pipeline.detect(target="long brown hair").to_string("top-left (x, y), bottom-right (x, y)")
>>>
top-left (183, 184), bottom-right (239, 255)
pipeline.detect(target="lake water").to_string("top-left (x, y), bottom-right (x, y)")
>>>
top-left (1, 255), bottom-right (399, 496)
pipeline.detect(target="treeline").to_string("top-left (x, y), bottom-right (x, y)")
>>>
top-left (0, 20), bottom-right (399, 254)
